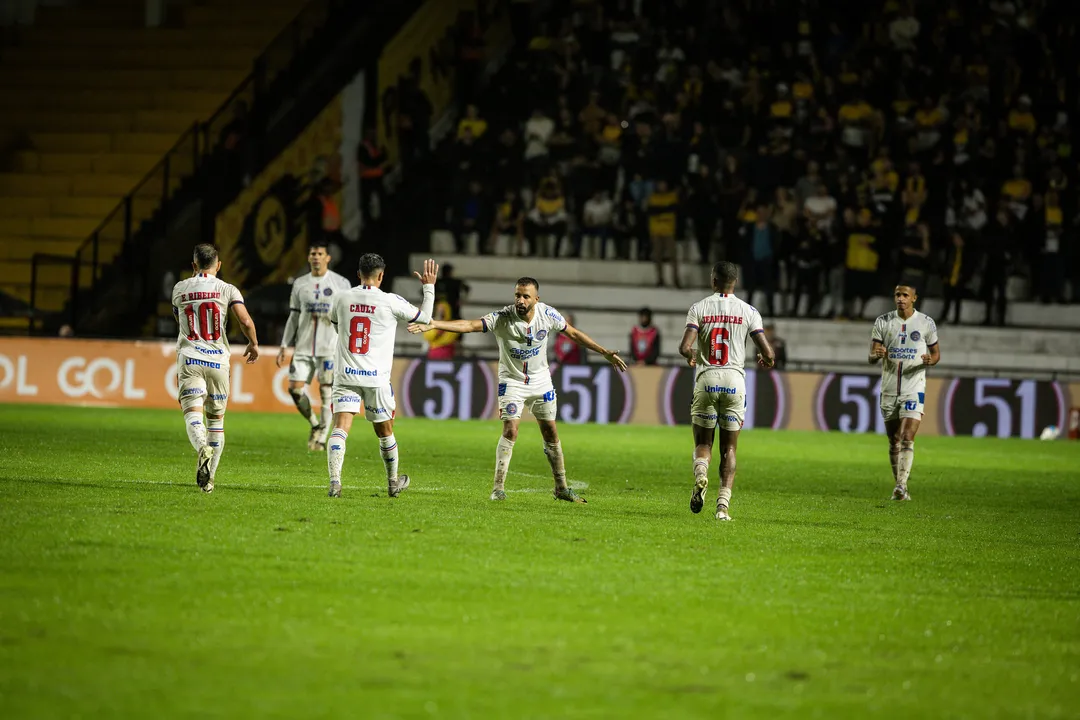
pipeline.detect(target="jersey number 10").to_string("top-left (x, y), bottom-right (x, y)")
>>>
top-left (184, 302), bottom-right (221, 342)
top-left (349, 317), bottom-right (371, 355)
top-left (708, 328), bottom-right (730, 366)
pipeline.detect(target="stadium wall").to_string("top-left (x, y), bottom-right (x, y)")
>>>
top-left (0, 340), bottom-right (1074, 440)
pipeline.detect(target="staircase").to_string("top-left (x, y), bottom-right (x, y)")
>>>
top-left (0, 0), bottom-right (312, 328)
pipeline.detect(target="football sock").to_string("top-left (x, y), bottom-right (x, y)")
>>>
top-left (544, 441), bottom-right (567, 489)
top-left (717, 487), bottom-right (732, 512)
top-left (897, 440), bottom-right (915, 488)
top-left (183, 411), bottom-right (207, 452)
top-left (493, 436), bottom-right (515, 491)
top-left (289, 387), bottom-right (319, 427)
top-left (889, 441), bottom-right (901, 482)
top-left (328, 429), bottom-right (348, 483)
top-left (206, 417), bottom-right (225, 478)
top-left (379, 434), bottom-right (399, 483)
top-left (319, 385), bottom-right (333, 439)
top-left (693, 457), bottom-right (709, 480)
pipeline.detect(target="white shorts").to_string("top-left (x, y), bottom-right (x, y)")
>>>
top-left (289, 355), bottom-right (334, 386)
top-left (177, 356), bottom-right (229, 415)
top-left (690, 370), bottom-right (746, 431)
top-left (498, 380), bottom-right (558, 421)
top-left (332, 383), bottom-right (396, 423)
top-left (880, 392), bottom-right (925, 422)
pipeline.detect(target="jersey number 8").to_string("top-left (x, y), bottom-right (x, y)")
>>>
top-left (184, 302), bottom-right (221, 342)
top-left (349, 317), bottom-right (371, 355)
top-left (708, 327), bottom-right (730, 366)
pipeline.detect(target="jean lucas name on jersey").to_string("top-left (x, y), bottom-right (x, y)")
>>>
top-left (510, 346), bottom-right (544, 360)
top-left (344, 367), bottom-right (378, 377)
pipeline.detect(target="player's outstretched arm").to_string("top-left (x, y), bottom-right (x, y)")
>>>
top-left (409, 318), bottom-right (485, 334)
top-left (276, 308), bottom-right (298, 367)
top-left (232, 303), bottom-right (260, 363)
top-left (564, 323), bottom-right (628, 372)
top-left (752, 330), bottom-right (776, 369)
top-left (869, 340), bottom-right (887, 364)
top-left (679, 327), bottom-right (698, 367)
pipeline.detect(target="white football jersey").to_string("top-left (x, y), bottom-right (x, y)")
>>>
top-left (685, 293), bottom-right (764, 377)
top-left (172, 273), bottom-right (245, 365)
top-left (330, 283), bottom-right (433, 387)
top-left (483, 302), bottom-right (567, 386)
top-left (872, 310), bottom-right (939, 397)
top-left (284, 270), bottom-right (352, 357)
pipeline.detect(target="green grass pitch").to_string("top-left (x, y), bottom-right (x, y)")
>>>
top-left (0, 404), bottom-right (1078, 719)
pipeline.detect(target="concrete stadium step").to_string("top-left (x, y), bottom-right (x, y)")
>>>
top-left (0, 217), bottom-right (99, 240)
top-left (0, 284), bottom-right (71, 312)
top-left (12, 152), bottom-right (162, 176)
top-left (133, 110), bottom-right (202, 133)
top-left (0, 89), bottom-right (155, 112)
top-left (28, 133), bottom-right (113, 153)
top-left (407, 253), bottom-right (712, 288)
top-left (171, 69), bottom-right (247, 92)
top-left (112, 133), bottom-right (183, 154)
top-left (0, 196), bottom-right (157, 219)
top-left (0, 174), bottom-right (143, 197)
top-left (3, 45), bottom-right (265, 70)
top-left (0, 69), bottom-right (174, 89)
top-left (153, 90), bottom-right (228, 114)
top-left (0, 112), bottom-right (135, 134)
top-left (20, 26), bottom-right (280, 48)
top-left (0, 239), bottom-right (84, 261)
top-left (182, 4), bottom-right (305, 28)
top-left (462, 279), bottom-right (710, 315)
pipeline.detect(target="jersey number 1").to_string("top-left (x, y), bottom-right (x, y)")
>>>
top-left (709, 328), bottom-right (730, 366)
top-left (184, 302), bottom-right (221, 342)
top-left (349, 317), bottom-right (371, 354)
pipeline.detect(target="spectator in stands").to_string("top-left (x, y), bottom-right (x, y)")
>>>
top-left (792, 223), bottom-right (824, 317)
top-left (580, 189), bottom-right (614, 259)
top-left (398, 74), bottom-right (433, 176)
top-left (423, 296), bottom-right (459, 360)
top-left (897, 204), bottom-right (931, 289)
top-left (773, 187), bottom-right (800, 312)
top-left (356, 125), bottom-right (387, 231)
top-left (982, 207), bottom-right (1013, 327)
top-left (647, 179), bottom-right (680, 287)
top-left (629, 308), bottom-right (660, 366)
top-left (527, 175), bottom-right (568, 257)
top-left (489, 189), bottom-right (525, 256)
top-left (457, 104), bottom-right (488, 140)
top-left (524, 107), bottom-right (555, 186)
top-left (742, 203), bottom-right (777, 318)
top-left (306, 177), bottom-right (343, 256)
top-left (1038, 193), bottom-right (1066, 304)
top-left (553, 312), bottom-right (584, 365)
top-left (763, 324), bottom-right (786, 371)
top-left (441, 264), bottom-right (470, 321)
top-left (453, 180), bottom-right (489, 254)
top-left (686, 163), bottom-right (720, 265)
top-left (941, 231), bottom-right (973, 325)
top-left (843, 208), bottom-right (880, 320)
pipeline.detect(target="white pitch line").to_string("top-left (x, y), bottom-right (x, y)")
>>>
top-left (70, 476), bottom-right (588, 493)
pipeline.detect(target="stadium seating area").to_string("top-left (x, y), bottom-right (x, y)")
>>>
top-left (426, 0), bottom-right (1080, 328)
top-left (0, 0), bottom-right (309, 322)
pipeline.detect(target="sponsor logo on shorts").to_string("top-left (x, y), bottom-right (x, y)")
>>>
top-left (542, 389), bottom-right (556, 402)
top-left (693, 412), bottom-right (717, 420)
top-left (345, 367), bottom-right (378, 377)
top-left (722, 414), bottom-right (740, 423)
top-left (195, 347), bottom-right (225, 355)
top-left (338, 394), bottom-right (361, 404)
top-left (535, 329), bottom-right (548, 341)
top-left (185, 358), bottom-right (221, 369)
top-left (209, 393), bottom-right (228, 401)
top-left (706, 385), bottom-right (737, 394)
top-left (904, 400), bottom-right (918, 411)
top-left (498, 383), bottom-right (507, 397)
top-left (323, 360), bottom-right (333, 370)
top-left (370, 407), bottom-right (388, 414)
top-left (181, 387), bottom-right (204, 396)
top-left (505, 402), bottom-right (519, 415)
top-left (910, 330), bottom-right (921, 341)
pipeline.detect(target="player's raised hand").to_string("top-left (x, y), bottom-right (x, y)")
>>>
top-left (413, 258), bottom-right (439, 285)
top-left (408, 323), bottom-right (432, 335)
top-left (603, 350), bottom-right (628, 372)
top-left (245, 343), bottom-right (260, 364)
top-left (275, 346), bottom-right (290, 368)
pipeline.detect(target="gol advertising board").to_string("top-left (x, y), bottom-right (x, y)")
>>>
top-left (0, 339), bottom-right (1074, 439)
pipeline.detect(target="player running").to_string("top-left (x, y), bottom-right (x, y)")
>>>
top-left (276, 241), bottom-right (352, 451)
top-left (171, 243), bottom-right (259, 493)
top-left (326, 254), bottom-right (438, 498)
top-left (869, 284), bottom-right (940, 501)
top-left (409, 277), bottom-right (627, 503)
top-left (679, 261), bottom-right (774, 521)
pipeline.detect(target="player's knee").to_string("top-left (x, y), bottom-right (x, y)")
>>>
top-left (901, 438), bottom-right (915, 449)
top-left (501, 424), bottom-right (518, 442)
top-left (288, 386), bottom-right (305, 402)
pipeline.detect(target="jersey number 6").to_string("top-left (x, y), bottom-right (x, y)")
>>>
top-left (708, 327), bottom-right (730, 366)
top-left (349, 316), bottom-right (371, 355)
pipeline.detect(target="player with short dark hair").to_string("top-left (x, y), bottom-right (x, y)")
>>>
top-left (679, 261), bottom-right (774, 520)
top-left (171, 244), bottom-right (259, 493)
top-left (409, 277), bottom-right (627, 502)
top-left (869, 284), bottom-right (940, 501)
top-left (277, 241), bottom-right (352, 450)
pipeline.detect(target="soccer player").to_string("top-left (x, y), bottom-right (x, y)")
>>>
top-left (171, 244), bottom-right (259, 493)
top-left (869, 284), bottom-right (940, 501)
top-left (408, 277), bottom-right (628, 502)
top-left (326, 254), bottom-right (438, 498)
top-left (275, 241), bottom-right (353, 451)
top-left (679, 262), bottom-right (775, 521)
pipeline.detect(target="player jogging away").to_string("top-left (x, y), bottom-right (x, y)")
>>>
top-left (409, 277), bottom-right (628, 502)
top-left (326, 254), bottom-right (438, 498)
top-left (276, 241), bottom-right (352, 451)
top-left (679, 261), bottom-right (775, 521)
top-left (869, 285), bottom-right (940, 501)
top-left (171, 244), bottom-right (259, 493)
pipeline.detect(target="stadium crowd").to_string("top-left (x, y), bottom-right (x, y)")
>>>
top-left (431, 0), bottom-right (1079, 323)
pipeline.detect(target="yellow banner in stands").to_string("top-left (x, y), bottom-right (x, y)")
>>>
top-left (377, 0), bottom-right (510, 167)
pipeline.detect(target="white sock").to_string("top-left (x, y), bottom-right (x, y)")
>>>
top-left (290, 387), bottom-right (319, 427)
top-left (379, 434), bottom-right (399, 483)
top-left (206, 417), bottom-right (225, 478)
top-left (319, 386), bottom-right (333, 440)
top-left (717, 487), bottom-right (732, 511)
top-left (889, 442), bottom-right (901, 483)
top-left (493, 436), bottom-right (515, 491)
top-left (693, 457), bottom-right (709, 480)
top-left (328, 428), bottom-right (347, 483)
top-left (544, 441), bottom-right (567, 489)
top-left (897, 441), bottom-right (915, 488)
top-left (183, 411), bottom-right (207, 452)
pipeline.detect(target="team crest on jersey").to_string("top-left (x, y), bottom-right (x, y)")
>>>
top-left (910, 330), bottom-right (921, 341)
top-left (324, 287), bottom-right (333, 296)
top-left (535, 329), bottom-right (548, 341)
